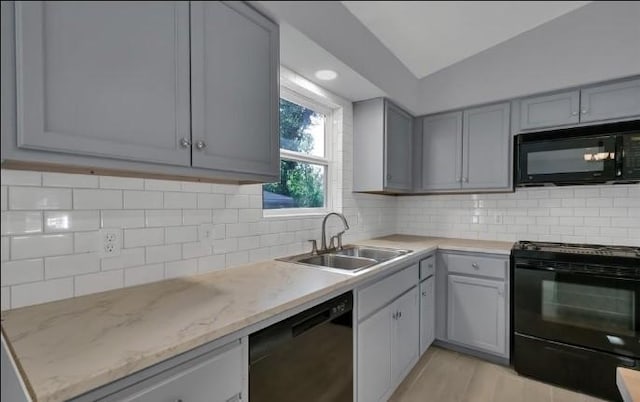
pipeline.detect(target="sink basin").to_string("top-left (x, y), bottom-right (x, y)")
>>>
top-left (296, 254), bottom-right (377, 271)
top-left (279, 245), bottom-right (412, 274)
top-left (334, 246), bottom-right (408, 262)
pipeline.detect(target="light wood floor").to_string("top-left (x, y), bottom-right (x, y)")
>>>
top-left (390, 347), bottom-right (607, 402)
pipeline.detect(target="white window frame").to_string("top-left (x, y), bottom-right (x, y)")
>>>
top-left (263, 86), bottom-right (335, 218)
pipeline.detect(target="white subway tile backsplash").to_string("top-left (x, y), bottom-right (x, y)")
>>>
top-left (11, 234), bottom-right (73, 259)
top-left (1, 186), bottom-right (7, 210)
top-left (0, 287), bottom-right (9, 310)
top-left (146, 244), bottom-right (181, 264)
top-left (11, 278), bottom-right (73, 308)
top-left (43, 173), bottom-right (98, 188)
top-left (1, 259), bottom-right (43, 286)
top-left (123, 191), bottom-right (163, 209)
top-left (1, 170), bottom-right (41, 186)
top-left (145, 210), bottom-right (182, 227)
top-left (99, 176), bottom-right (144, 190)
top-left (9, 187), bottom-right (71, 210)
top-left (75, 270), bottom-right (123, 296)
top-left (226, 194), bottom-right (249, 209)
top-left (181, 182), bottom-right (212, 193)
top-left (182, 242), bottom-right (212, 259)
top-left (124, 264), bottom-right (165, 287)
top-left (165, 226), bottom-right (198, 244)
top-left (164, 192), bottom-right (197, 209)
top-left (124, 228), bottom-right (164, 248)
top-left (45, 253), bottom-right (100, 279)
top-left (1, 237), bottom-right (9, 261)
top-left (144, 179), bottom-right (181, 191)
top-left (165, 259), bottom-right (198, 279)
top-left (1, 211), bottom-right (42, 235)
top-left (74, 189), bottom-right (122, 210)
top-left (183, 210), bottom-right (211, 225)
top-left (197, 254), bottom-right (226, 273)
top-left (101, 210), bottom-right (145, 229)
top-left (101, 248), bottom-right (145, 271)
top-left (226, 251), bottom-right (248, 267)
top-left (44, 211), bottom-right (99, 232)
top-left (197, 193), bottom-right (225, 209)
top-left (74, 231), bottom-right (100, 253)
top-left (212, 209), bottom-right (238, 224)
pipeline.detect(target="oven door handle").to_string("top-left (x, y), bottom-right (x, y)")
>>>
top-left (515, 264), bottom-right (561, 273)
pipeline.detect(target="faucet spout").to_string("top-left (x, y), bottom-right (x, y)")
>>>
top-left (321, 212), bottom-right (350, 252)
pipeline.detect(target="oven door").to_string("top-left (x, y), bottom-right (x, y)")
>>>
top-left (514, 265), bottom-right (640, 358)
top-left (517, 135), bottom-right (617, 185)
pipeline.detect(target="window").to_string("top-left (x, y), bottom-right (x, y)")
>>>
top-left (263, 88), bottom-right (332, 214)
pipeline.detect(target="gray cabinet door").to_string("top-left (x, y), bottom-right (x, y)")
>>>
top-left (420, 112), bottom-right (463, 191)
top-left (385, 102), bottom-right (413, 191)
top-left (391, 286), bottom-right (419, 384)
top-left (580, 78), bottom-right (640, 123)
top-left (357, 305), bottom-right (392, 402)
top-left (462, 103), bottom-right (511, 190)
top-left (519, 90), bottom-right (580, 130)
top-left (190, 1), bottom-right (279, 178)
top-left (447, 274), bottom-right (506, 356)
top-left (15, 2), bottom-right (191, 166)
top-left (419, 277), bottom-right (435, 356)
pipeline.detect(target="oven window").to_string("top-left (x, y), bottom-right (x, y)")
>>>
top-left (527, 146), bottom-right (606, 175)
top-left (542, 280), bottom-right (636, 336)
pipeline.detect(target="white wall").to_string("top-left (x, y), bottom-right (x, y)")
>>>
top-left (417, 1), bottom-right (640, 115)
top-left (397, 185), bottom-right (639, 246)
top-left (0, 75), bottom-right (398, 311)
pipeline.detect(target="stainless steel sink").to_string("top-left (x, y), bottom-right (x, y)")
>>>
top-left (334, 246), bottom-right (408, 262)
top-left (279, 245), bottom-right (412, 274)
top-left (296, 254), bottom-right (377, 271)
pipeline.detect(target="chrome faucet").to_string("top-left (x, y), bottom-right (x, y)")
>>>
top-left (320, 212), bottom-right (350, 252)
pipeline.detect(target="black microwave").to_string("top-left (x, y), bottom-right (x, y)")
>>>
top-left (515, 121), bottom-right (640, 186)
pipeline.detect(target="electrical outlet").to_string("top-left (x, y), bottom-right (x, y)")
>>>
top-left (99, 228), bottom-right (121, 258)
top-left (199, 224), bottom-right (214, 245)
top-left (494, 215), bottom-right (503, 224)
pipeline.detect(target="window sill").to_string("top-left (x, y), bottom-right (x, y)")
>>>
top-left (262, 208), bottom-right (333, 219)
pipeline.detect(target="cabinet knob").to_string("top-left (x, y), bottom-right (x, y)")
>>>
top-left (463, 177), bottom-right (469, 183)
top-left (179, 138), bottom-right (191, 148)
top-left (571, 111), bottom-right (578, 116)
top-left (581, 109), bottom-right (588, 114)
top-left (472, 263), bottom-right (479, 269)
top-left (398, 311), bottom-right (402, 319)
top-left (195, 140), bottom-right (207, 150)
top-left (422, 291), bottom-right (427, 297)
top-left (428, 263), bottom-right (433, 268)
top-left (387, 174), bottom-right (392, 180)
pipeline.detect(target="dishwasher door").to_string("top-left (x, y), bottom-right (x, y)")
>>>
top-left (249, 292), bottom-right (353, 402)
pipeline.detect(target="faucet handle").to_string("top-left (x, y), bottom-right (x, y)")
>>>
top-left (328, 236), bottom-right (337, 250)
top-left (307, 239), bottom-right (318, 255)
top-left (335, 231), bottom-right (345, 250)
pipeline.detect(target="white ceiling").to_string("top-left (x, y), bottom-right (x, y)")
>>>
top-left (342, 1), bottom-right (591, 79)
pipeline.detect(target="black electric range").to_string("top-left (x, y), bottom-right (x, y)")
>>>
top-left (511, 241), bottom-right (640, 401)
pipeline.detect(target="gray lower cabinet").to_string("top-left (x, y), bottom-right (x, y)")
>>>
top-left (436, 252), bottom-right (509, 359)
top-left (517, 77), bottom-right (640, 131)
top-left (419, 276), bottom-right (435, 356)
top-left (353, 98), bottom-right (413, 193)
top-left (419, 103), bottom-right (511, 192)
top-left (580, 78), bottom-right (640, 123)
top-left (447, 275), bottom-right (506, 356)
top-left (356, 263), bottom-right (419, 402)
top-left (14, 1), bottom-right (192, 166)
top-left (72, 340), bottom-right (244, 402)
top-left (190, 1), bottom-right (279, 177)
top-left (519, 90), bottom-right (580, 130)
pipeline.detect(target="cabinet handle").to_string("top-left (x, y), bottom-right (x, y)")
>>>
top-left (581, 109), bottom-right (588, 114)
top-left (422, 291), bottom-right (427, 297)
top-left (472, 263), bottom-right (479, 269)
top-left (195, 140), bottom-right (207, 150)
top-left (179, 138), bottom-right (191, 148)
top-left (399, 311), bottom-right (402, 319)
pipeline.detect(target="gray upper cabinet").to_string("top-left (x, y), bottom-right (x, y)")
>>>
top-left (420, 112), bottom-right (463, 191)
top-left (385, 103), bottom-right (413, 191)
top-left (519, 90), bottom-right (580, 130)
top-left (190, 1), bottom-right (279, 177)
top-left (353, 98), bottom-right (413, 193)
top-left (419, 103), bottom-right (510, 192)
top-left (517, 77), bottom-right (640, 131)
top-left (580, 78), bottom-right (640, 123)
top-left (15, 1), bottom-right (192, 166)
top-left (462, 103), bottom-right (511, 190)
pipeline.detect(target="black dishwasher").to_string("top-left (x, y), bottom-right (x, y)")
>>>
top-left (249, 291), bottom-right (353, 402)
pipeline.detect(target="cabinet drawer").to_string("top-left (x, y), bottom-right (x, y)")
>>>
top-left (110, 342), bottom-right (242, 402)
top-left (419, 255), bottom-right (435, 279)
top-left (447, 254), bottom-right (506, 280)
top-left (358, 264), bottom-right (418, 320)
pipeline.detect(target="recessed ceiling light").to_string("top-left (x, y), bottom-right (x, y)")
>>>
top-left (315, 69), bottom-right (338, 81)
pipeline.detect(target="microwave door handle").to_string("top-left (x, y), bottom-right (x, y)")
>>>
top-left (615, 136), bottom-right (624, 177)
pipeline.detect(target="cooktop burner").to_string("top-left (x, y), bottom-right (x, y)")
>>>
top-left (515, 241), bottom-right (640, 258)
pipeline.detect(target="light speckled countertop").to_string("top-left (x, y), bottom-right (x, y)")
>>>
top-left (1, 235), bottom-right (512, 402)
